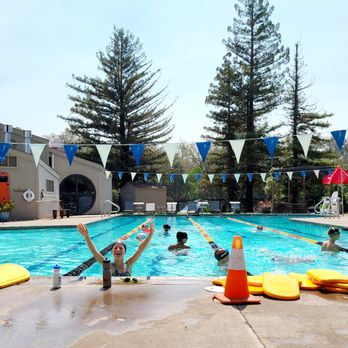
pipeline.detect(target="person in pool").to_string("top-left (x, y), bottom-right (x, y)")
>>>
top-left (256, 225), bottom-right (263, 231)
top-left (163, 224), bottom-right (171, 235)
top-left (321, 227), bottom-right (341, 252)
top-left (77, 221), bottom-right (154, 276)
top-left (214, 248), bottom-right (229, 265)
top-left (168, 231), bottom-right (190, 251)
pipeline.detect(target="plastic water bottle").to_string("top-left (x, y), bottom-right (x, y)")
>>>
top-left (102, 258), bottom-right (112, 289)
top-left (52, 264), bottom-right (62, 289)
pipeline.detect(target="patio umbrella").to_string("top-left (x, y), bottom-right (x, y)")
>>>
top-left (322, 166), bottom-right (348, 185)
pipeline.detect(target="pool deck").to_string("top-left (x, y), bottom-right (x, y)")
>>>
top-left (0, 277), bottom-right (347, 348)
top-left (291, 214), bottom-right (348, 229)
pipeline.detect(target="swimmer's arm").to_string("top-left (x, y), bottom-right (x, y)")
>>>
top-left (127, 222), bottom-right (154, 266)
top-left (77, 223), bottom-right (104, 264)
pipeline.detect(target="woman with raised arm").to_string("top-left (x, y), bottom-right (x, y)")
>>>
top-left (77, 220), bottom-right (154, 276)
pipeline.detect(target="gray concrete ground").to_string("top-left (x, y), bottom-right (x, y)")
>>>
top-left (0, 277), bottom-right (347, 348)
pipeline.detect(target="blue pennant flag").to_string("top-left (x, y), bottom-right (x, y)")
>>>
top-left (247, 173), bottom-right (254, 182)
top-left (169, 174), bottom-right (176, 183)
top-left (195, 174), bottom-right (201, 183)
top-left (0, 143), bottom-right (11, 163)
top-left (117, 171), bottom-right (124, 180)
top-left (300, 170), bottom-right (307, 178)
top-left (220, 174), bottom-right (228, 183)
top-left (273, 171), bottom-right (281, 180)
top-left (143, 173), bottom-right (149, 181)
top-left (196, 142), bottom-right (211, 163)
top-left (327, 168), bottom-right (333, 175)
top-left (130, 144), bottom-right (145, 166)
top-left (331, 130), bottom-right (346, 153)
top-left (64, 144), bottom-right (78, 166)
top-left (263, 137), bottom-right (279, 158)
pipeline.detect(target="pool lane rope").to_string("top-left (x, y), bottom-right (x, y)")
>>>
top-left (64, 219), bottom-right (151, 276)
top-left (224, 216), bottom-right (348, 253)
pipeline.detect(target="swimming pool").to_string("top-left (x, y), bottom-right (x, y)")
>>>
top-left (0, 215), bottom-right (347, 277)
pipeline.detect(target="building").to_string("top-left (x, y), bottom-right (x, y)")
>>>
top-left (0, 124), bottom-right (112, 220)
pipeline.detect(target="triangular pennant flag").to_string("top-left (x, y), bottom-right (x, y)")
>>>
top-left (287, 172), bottom-right (293, 180)
top-left (105, 170), bottom-right (112, 179)
top-left (263, 137), bottom-right (279, 158)
top-left (327, 169), bottom-right (333, 175)
top-left (117, 171), bottom-right (124, 180)
top-left (296, 134), bottom-right (312, 157)
top-left (96, 144), bottom-right (112, 168)
top-left (234, 173), bottom-right (240, 183)
top-left (64, 144), bottom-right (78, 166)
top-left (331, 130), bottom-right (346, 153)
top-left (314, 169), bottom-right (320, 178)
top-left (196, 142), bottom-right (211, 163)
top-left (182, 174), bottom-right (188, 183)
top-left (208, 174), bottom-right (214, 183)
top-left (30, 144), bottom-right (45, 167)
top-left (131, 172), bottom-right (137, 181)
top-left (229, 140), bottom-right (245, 163)
top-left (247, 173), bottom-right (254, 182)
top-left (0, 143), bottom-right (11, 163)
top-left (260, 173), bottom-right (267, 182)
top-left (156, 173), bottom-right (162, 182)
top-left (220, 174), bottom-right (228, 183)
top-left (273, 171), bottom-right (281, 180)
top-left (162, 143), bottom-right (179, 167)
top-left (130, 144), bottom-right (145, 166)
top-left (300, 170), bottom-right (307, 178)
top-left (195, 174), bottom-right (201, 183)
top-left (169, 174), bottom-right (176, 183)
top-left (143, 173), bottom-right (149, 181)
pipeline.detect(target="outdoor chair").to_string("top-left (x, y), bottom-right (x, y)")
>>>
top-left (209, 200), bottom-right (220, 213)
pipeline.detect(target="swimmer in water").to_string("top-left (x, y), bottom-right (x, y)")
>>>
top-left (163, 224), bottom-right (171, 235)
top-left (256, 225), bottom-right (263, 231)
top-left (321, 227), bottom-right (341, 252)
top-left (168, 231), bottom-right (190, 251)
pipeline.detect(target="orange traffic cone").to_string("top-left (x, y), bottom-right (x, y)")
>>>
top-left (213, 236), bottom-right (261, 305)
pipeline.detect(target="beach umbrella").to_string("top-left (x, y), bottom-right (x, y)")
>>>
top-left (322, 166), bottom-right (348, 185)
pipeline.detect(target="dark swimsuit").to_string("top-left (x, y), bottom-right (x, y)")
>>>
top-left (112, 263), bottom-right (131, 277)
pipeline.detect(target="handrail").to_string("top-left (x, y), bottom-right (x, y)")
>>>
top-left (102, 200), bottom-right (120, 217)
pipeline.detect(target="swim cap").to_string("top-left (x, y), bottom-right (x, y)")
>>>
top-left (114, 240), bottom-right (127, 252)
top-left (136, 233), bottom-right (147, 241)
top-left (214, 249), bottom-right (229, 262)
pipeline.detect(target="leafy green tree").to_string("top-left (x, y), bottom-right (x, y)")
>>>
top-left (224, 0), bottom-right (290, 211)
top-left (59, 27), bottom-right (173, 185)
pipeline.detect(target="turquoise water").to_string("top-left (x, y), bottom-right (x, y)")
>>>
top-left (0, 215), bottom-right (347, 277)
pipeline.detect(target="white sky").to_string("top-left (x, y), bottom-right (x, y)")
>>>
top-left (0, 0), bottom-right (347, 142)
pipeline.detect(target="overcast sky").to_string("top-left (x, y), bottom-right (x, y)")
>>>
top-left (0, 0), bottom-right (347, 142)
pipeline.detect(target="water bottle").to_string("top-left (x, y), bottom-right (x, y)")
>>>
top-left (52, 264), bottom-right (62, 289)
top-left (102, 258), bottom-right (112, 289)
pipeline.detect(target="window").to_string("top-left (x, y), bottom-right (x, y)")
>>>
top-left (0, 156), bottom-right (17, 167)
top-left (46, 180), bottom-right (54, 193)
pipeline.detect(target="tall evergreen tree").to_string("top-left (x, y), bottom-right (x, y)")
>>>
top-left (283, 42), bottom-right (334, 203)
top-left (60, 27), bottom-right (173, 183)
top-left (224, 0), bottom-right (289, 211)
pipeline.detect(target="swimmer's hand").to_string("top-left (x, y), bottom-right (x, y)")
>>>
top-left (77, 223), bottom-right (89, 239)
top-left (149, 221), bottom-right (155, 234)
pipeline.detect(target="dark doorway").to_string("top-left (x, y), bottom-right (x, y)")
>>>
top-left (60, 174), bottom-right (96, 215)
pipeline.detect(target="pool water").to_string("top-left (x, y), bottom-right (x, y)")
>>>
top-left (0, 215), bottom-right (347, 277)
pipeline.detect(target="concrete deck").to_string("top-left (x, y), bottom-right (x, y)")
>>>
top-left (0, 277), bottom-right (347, 348)
top-left (291, 214), bottom-right (348, 229)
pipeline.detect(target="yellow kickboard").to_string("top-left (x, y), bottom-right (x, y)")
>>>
top-left (323, 286), bottom-right (348, 294)
top-left (212, 275), bottom-right (263, 288)
top-left (263, 273), bottom-right (300, 300)
top-left (288, 273), bottom-right (321, 290)
top-left (313, 280), bottom-right (348, 290)
top-left (249, 285), bottom-right (263, 295)
top-left (0, 263), bottom-right (30, 289)
top-left (307, 269), bottom-right (348, 284)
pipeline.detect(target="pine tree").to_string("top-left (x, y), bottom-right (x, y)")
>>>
top-left (283, 42), bottom-right (334, 204)
top-left (59, 27), bottom-right (173, 183)
top-left (224, 0), bottom-right (289, 211)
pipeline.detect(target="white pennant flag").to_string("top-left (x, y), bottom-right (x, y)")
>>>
top-left (182, 174), bottom-right (188, 183)
top-left (156, 173), bottom-right (162, 182)
top-left (162, 143), bottom-right (179, 167)
top-left (131, 172), bottom-right (137, 181)
top-left (297, 134), bottom-right (312, 157)
top-left (229, 140), bottom-right (245, 163)
top-left (287, 172), bottom-right (293, 180)
top-left (30, 144), bottom-right (45, 167)
top-left (234, 173), bottom-right (241, 183)
top-left (105, 170), bottom-right (112, 179)
top-left (314, 169), bottom-right (320, 178)
top-left (208, 174), bottom-right (214, 183)
top-left (260, 173), bottom-right (267, 182)
top-left (96, 144), bottom-right (112, 168)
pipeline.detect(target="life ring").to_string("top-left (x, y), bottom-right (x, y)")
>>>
top-left (23, 189), bottom-right (35, 202)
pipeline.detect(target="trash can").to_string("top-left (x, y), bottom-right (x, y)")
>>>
top-left (52, 210), bottom-right (57, 219)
